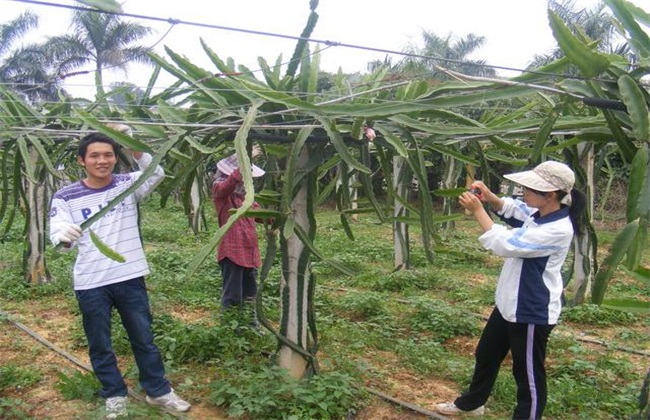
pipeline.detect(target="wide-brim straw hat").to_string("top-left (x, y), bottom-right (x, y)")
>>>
top-left (216, 154), bottom-right (265, 177)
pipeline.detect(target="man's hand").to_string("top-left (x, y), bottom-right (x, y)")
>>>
top-left (106, 123), bottom-right (133, 137)
top-left (54, 223), bottom-right (82, 246)
top-left (107, 123), bottom-right (142, 159)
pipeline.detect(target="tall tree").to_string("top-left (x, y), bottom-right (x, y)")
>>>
top-left (0, 12), bottom-right (59, 102)
top-left (528, 0), bottom-right (626, 69)
top-left (400, 31), bottom-right (497, 79)
top-left (46, 9), bottom-right (152, 99)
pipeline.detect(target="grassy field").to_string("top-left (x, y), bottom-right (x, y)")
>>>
top-left (1, 196), bottom-right (648, 419)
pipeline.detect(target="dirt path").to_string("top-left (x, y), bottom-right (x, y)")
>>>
top-left (1, 307), bottom-right (232, 419)
top-left (2, 306), bottom-right (441, 419)
top-left (4, 300), bottom-right (647, 419)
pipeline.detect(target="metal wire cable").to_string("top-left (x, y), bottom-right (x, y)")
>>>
top-left (6, 0), bottom-right (633, 84)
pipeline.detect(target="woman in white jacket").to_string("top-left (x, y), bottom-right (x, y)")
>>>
top-left (436, 161), bottom-right (587, 419)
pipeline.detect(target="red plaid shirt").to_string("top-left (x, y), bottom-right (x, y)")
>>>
top-left (212, 170), bottom-right (261, 268)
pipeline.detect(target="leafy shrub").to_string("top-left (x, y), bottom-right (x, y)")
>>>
top-left (371, 269), bottom-right (440, 292)
top-left (139, 200), bottom-right (192, 243)
top-left (551, 358), bottom-right (598, 377)
top-left (148, 249), bottom-right (189, 273)
top-left (55, 370), bottom-right (100, 401)
top-left (29, 277), bottom-right (70, 298)
top-left (336, 292), bottom-right (388, 320)
top-left (546, 373), bottom-right (638, 418)
top-left (110, 316), bottom-right (133, 356)
top-left (351, 240), bottom-right (391, 263)
top-left (152, 313), bottom-right (265, 364)
top-left (596, 354), bottom-right (637, 381)
top-left (0, 271), bottom-right (30, 301)
top-left (407, 299), bottom-right (480, 340)
top-left (0, 398), bottom-right (32, 419)
top-left (210, 365), bottom-right (362, 419)
top-left (433, 245), bottom-right (491, 268)
top-left (562, 303), bottom-right (638, 326)
top-left (0, 365), bottom-right (41, 391)
top-left (152, 264), bottom-right (220, 309)
top-left (617, 328), bottom-right (647, 342)
top-left (394, 338), bottom-right (448, 374)
top-left (486, 370), bottom-right (518, 414)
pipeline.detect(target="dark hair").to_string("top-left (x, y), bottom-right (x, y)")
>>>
top-left (78, 133), bottom-right (119, 158)
top-left (557, 189), bottom-right (587, 235)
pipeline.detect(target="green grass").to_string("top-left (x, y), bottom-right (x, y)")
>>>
top-left (1, 199), bottom-right (648, 419)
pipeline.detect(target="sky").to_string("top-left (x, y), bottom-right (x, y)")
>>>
top-left (3, 0), bottom-right (650, 99)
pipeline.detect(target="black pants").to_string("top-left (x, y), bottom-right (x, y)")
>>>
top-left (454, 307), bottom-right (554, 420)
top-left (219, 258), bottom-right (258, 309)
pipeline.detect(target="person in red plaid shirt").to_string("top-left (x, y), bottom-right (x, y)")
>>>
top-left (211, 154), bottom-right (266, 320)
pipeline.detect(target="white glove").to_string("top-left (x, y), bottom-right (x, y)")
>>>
top-left (106, 123), bottom-right (133, 137)
top-left (55, 223), bottom-right (82, 245)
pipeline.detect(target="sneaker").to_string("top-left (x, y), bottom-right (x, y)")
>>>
top-left (435, 402), bottom-right (484, 416)
top-left (145, 389), bottom-right (191, 412)
top-left (105, 396), bottom-right (127, 419)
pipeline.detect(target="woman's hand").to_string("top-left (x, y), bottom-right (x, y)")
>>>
top-left (459, 190), bottom-right (496, 232)
top-left (459, 191), bottom-right (483, 214)
top-left (470, 181), bottom-right (503, 212)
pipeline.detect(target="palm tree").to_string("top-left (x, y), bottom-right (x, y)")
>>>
top-left (0, 12), bottom-right (59, 102)
top-left (400, 30), bottom-right (497, 80)
top-left (46, 9), bottom-right (153, 98)
top-left (106, 81), bottom-right (146, 107)
top-left (528, 0), bottom-right (626, 69)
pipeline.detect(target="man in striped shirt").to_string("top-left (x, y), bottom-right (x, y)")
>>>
top-left (49, 128), bottom-right (190, 418)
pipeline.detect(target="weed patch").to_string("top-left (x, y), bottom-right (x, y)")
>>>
top-left (562, 303), bottom-right (639, 326)
top-left (210, 365), bottom-right (363, 419)
top-left (407, 299), bottom-right (481, 341)
top-left (0, 365), bottom-right (41, 391)
top-left (55, 370), bottom-right (100, 402)
top-left (1, 205), bottom-right (648, 419)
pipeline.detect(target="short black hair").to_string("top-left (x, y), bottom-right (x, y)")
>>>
top-left (78, 133), bottom-right (119, 158)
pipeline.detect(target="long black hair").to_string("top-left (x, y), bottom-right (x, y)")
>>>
top-left (558, 189), bottom-right (587, 235)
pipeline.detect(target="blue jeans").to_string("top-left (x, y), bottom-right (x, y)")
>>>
top-left (75, 277), bottom-right (170, 398)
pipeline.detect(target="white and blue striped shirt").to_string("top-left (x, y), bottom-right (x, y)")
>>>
top-left (49, 154), bottom-right (164, 290)
top-left (480, 197), bottom-right (573, 325)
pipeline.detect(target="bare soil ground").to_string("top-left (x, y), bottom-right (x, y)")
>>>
top-left (3, 291), bottom-right (649, 419)
top-left (2, 300), bottom-right (448, 419)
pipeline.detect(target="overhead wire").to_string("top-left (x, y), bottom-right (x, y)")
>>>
top-left (0, 0), bottom-right (630, 139)
top-left (5, 80), bottom-right (575, 133)
top-left (0, 71), bottom-right (591, 131)
top-left (0, 55), bottom-right (596, 128)
top-left (5, 0), bottom-right (632, 103)
top-left (6, 0), bottom-right (630, 86)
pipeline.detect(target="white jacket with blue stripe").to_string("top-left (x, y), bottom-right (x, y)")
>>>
top-left (480, 197), bottom-right (573, 325)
